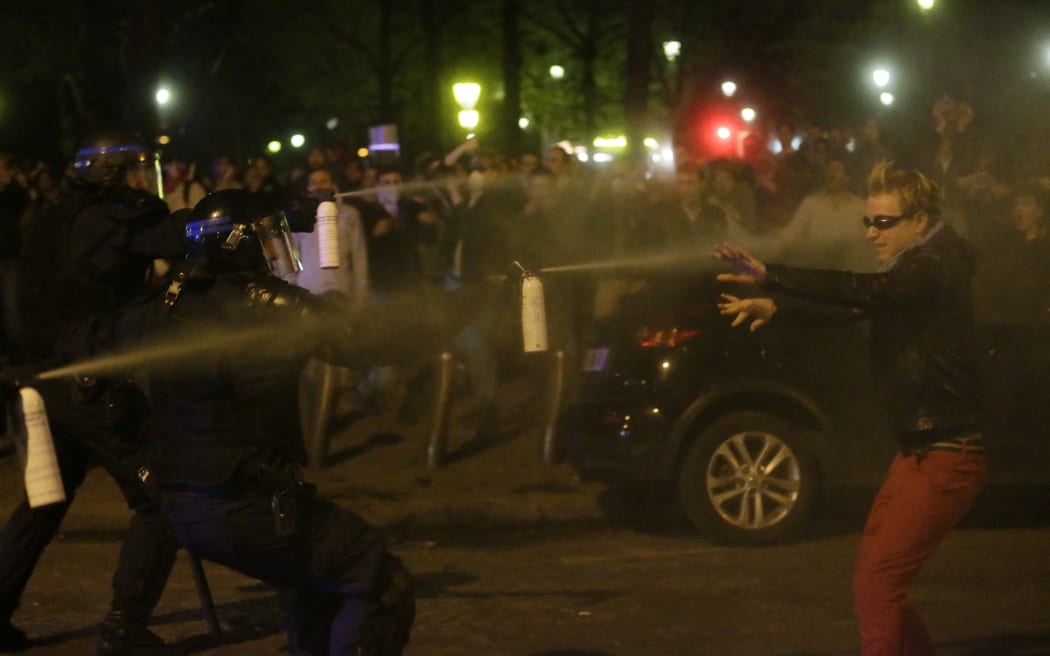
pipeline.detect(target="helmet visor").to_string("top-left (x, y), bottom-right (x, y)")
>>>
top-left (124, 157), bottom-right (164, 199)
top-left (252, 212), bottom-right (303, 278)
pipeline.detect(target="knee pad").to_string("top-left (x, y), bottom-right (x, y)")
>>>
top-left (353, 555), bottom-right (415, 656)
top-left (380, 555), bottom-right (415, 654)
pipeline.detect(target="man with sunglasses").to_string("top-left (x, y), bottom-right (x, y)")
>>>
top-left (712, 160), bottom-right (987, 656)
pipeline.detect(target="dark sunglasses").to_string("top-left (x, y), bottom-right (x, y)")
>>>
top-left (862, 211), bottom-right (915, 230)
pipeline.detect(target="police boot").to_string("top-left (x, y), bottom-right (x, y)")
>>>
top-left (96, 611), bottom-right (166, 656)
top-left (0, 621), bottom-right (30, 653)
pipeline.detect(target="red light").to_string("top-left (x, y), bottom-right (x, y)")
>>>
top-left (638, 327), bottom-right (701, 349)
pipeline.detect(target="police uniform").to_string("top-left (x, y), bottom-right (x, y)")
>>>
top-left (0, 131), bottom-right (186, 655)
top-left (136, 190), bottom-right (414, 655)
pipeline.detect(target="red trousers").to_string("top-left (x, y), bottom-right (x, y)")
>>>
top-left (853, 449), bottom-right (987, 656)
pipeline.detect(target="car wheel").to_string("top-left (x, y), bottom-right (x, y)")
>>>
top-left (678, 411), bottom-right (820, 545)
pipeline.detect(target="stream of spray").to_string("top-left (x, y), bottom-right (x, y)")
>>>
top-left (35, 324), bottom-right (292, 381)
top-left (334, 179), bottom-right (446, 200)
top-left (33, 286), bottom-right (468, 383)
top-left (539, 250), bottom-right (720, 275)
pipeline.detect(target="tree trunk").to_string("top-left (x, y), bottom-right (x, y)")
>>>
top-left (624, 0), bottom-right (654, 165)
top-left (500, 0), bottom-right (523, 154)
top-left (417, 0), bottom-right (449, 149)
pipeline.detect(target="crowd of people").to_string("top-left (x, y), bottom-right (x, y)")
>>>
top-left (0, 89), bottom-right (1048, 654)
top-left (3, 97), bottom-right (1047, 374)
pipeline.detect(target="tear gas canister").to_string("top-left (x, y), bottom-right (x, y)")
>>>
top-left (11, 387), bottom-right (66, 508)
top-left (316, 201), bottom-right (340, 269)
top-left (521, 273), bottom-right (549, 353)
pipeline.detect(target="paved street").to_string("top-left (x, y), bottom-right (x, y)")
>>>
top-left (1, 393), bottom-right (1049, 655)
top-left (5, 515), bottom-right (1050, 655)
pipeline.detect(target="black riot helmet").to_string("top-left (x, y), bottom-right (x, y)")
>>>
top-left (186, 189), bottom-right (303, 277)
top-left (72, 129), bottom-right (164, 198)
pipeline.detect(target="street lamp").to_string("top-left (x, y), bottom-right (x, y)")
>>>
top-left (872, 68), bottom-right (891, 88)
top-left (458, 110), bottom-right (479, 129)
top-left (155, 87), bottom-right (171, 106)
top-left (917, 0), bottom-right (935, 10)
top-left (453, 82), bottom-right (481, 131)
top-left (880, 92), bottom-right (895, 106)
top-left (290, 134), bottom-right (306, 148)
top-left (267, 140), bottom-right (282, 153)
top-left (740, 107), bottom-right (756, 123)
top-left (662, 41), bottom-right (681, 63)
top-left (721, 80), bottom-right (737, 97)
top-left (549, 65), bottom-right (565, 80)
top-left (452, 83), bottom-right (481, 110)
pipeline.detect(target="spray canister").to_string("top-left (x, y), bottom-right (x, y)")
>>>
top-left (316, 200), bottom-right (340, 269)
top-left (11, 387), bottom-right (66, 508)
top-left (516, 262), bottom-right (548, 353)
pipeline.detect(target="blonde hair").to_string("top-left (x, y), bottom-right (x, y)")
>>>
top-left (867, 160), bottom-right (941, 222)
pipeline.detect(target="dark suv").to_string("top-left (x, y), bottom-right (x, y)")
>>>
top-left (561, 270), bottom-right (1050, 545)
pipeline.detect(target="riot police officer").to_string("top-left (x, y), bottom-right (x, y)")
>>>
top-left (133, 189), bottom-right (414, 655)
top-left (0, 130), bottom-right (186, 654)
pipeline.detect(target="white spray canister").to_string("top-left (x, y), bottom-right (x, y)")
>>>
top-left (521, 271), bottom-right (549, 353)
top-left (315, 200), bottom-right (340, 269)
top-left (12, 387), bottom-right (66, 508)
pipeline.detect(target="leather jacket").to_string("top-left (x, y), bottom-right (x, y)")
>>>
top-left (763, 224), bottom-right (980, 442)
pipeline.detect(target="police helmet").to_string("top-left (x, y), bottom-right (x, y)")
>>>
top-left (73, 130), bottom-right (163, 198)
top-left (186, 189), bottom-right (303, 277)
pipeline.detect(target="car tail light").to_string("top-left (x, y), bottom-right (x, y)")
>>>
top-left (637, 327), bottom-right (701, 349)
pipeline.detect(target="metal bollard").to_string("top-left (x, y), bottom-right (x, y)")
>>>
top-left (187, 552), bottom-right (222, 636)
top-left (306, 362), bottom-right (339, 469)
top-left (426, 352), bottom-right (456, 468)
top-left (540, 349), bottom-right (566, 465)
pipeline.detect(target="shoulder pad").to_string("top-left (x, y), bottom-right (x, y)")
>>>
top-left (99, 188), bottom-right (170, 221)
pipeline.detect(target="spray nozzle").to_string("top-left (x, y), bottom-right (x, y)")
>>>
top-left (512, 261), bottom-right (534, 279)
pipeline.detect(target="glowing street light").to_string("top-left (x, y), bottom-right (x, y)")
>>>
top-left (458, 110), bottom-right (479, 129)
top-left (880, 92), bottom-right (895, 106)
top-left (917, 0), bottom-right (935, 10)
top-left (662, 41), bottom-right (681, 62)
top-left (740, 107), bottom-right (756, 123)
top-left (452, 82), bottom-right (481, 110)
top-left (518, 117), bottom-right (530, 129)
top-left (872, 68), bottom-right (891, 88)
top-left (721, 80), bottom-right (737, 97)
top-left (716, 126), bottom-right (732, 140)
top-left (290, 134), bottom-right (306, 148)
top-left (155, 87), bottom-right (171, 106)
top-left (549, 65), bottom-right (565, 80)
top-left (267, 140), bottom-right (282, 153)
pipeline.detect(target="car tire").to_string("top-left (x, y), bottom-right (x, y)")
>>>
top-left (678, 411), bottom-right (820, 545)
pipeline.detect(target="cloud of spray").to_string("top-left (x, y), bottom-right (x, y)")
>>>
top-left (34, 285), bottom-right (481, 383)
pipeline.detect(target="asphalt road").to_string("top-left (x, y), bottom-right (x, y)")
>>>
top-left (7, 506), bottom-right (1050, 655)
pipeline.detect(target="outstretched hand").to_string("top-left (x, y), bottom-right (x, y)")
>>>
top-left (710, 242), bottom-right (767, 285)
top-left (718, 294), bottom-right (777, 332)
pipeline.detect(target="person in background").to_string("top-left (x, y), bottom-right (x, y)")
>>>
top-left (0, 154), bottom-right (28, 363)
top-left (776, 157), bottom-right (873, 271)
top-left (290, 167), bottom-right (371, 445)
top-left (161, 151), bottom-right (208, 212)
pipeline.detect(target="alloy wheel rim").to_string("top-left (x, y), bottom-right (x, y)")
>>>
top-left (705, 430), bottom-right (802, 530)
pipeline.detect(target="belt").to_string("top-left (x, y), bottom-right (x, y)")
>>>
top-left (899, 433), bottom-right (985, 457)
